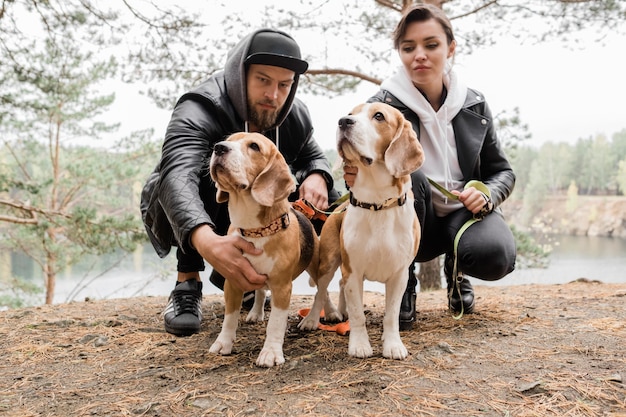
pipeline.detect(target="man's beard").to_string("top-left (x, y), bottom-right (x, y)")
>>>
top-left (248, 100), bottom-right (280, 132)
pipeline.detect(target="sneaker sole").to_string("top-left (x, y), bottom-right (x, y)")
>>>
top-left (164, 321), bottom-right (200, 337)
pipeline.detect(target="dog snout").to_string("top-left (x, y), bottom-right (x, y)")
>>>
top-left (213, 142), bottom-right (230, 156)
top-left (338, 116), bottom-right (355, 130)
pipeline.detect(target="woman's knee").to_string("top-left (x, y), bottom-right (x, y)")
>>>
top-left (459, 239), bottom-right (516, 281)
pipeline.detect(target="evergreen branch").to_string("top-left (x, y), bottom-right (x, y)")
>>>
top-left (0, 198), bottom-right (70, 220)
top-left (0, 214), bottom-right (38, 224)
top-left (305, 68), bottom-right (382, 86)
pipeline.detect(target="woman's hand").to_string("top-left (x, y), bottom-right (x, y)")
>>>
top-left (451, 187), bottom-right (491, 215)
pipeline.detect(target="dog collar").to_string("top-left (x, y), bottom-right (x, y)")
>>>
top-left (349, 192), bottom-right (407, 211)
top-left (239, 212), bottom-right (290, 238)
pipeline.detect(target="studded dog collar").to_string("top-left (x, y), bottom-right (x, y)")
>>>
top-left (349, 192), bottom-right (407, 211)
top-left (239, 212), bottom-right (290, 238)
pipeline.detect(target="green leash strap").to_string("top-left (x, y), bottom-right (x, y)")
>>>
top-left (331, 191), bottom-right (350, 207)
top-left (427, 177), bottom-right (458, 201)
top-left (324, 192), bottom-right (350, 214)
top-left (428, 177), bottom-right (491, 320)
top-left (301, 192), bottom-right (350, 218)
top-left (449, 217), bottom-right (478, 320)
top-left (428, 177), bottom-right (491, 208)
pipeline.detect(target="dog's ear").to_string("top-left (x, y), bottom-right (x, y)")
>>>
top-left (216, 187), bottom-right (229, 203)
top-left (384, 118), bottom-right (424, 178)
top-left (251, 152), bottom-right (296, 207)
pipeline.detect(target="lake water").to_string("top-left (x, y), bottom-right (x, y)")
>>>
top-left (479, 234), bottom-right (626, 287)
top-left (45, 234), bottom-right (626, 305)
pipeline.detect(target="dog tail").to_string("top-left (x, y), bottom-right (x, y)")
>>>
top-left (292, 208), bottom-right (321, 286)
top-left (306, 234), bottom-right (320, 288)
top-left (306, 247), bottom-right (320, 288)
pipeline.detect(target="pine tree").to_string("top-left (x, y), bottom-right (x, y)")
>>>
top-left (0, 17), bottom-right (148, 304)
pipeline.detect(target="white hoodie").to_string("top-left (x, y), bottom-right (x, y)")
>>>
top-left (381, 66), bottom-right (467, 216)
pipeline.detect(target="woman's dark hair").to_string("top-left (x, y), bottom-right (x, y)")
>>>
top-left (392, 3), bottom-right (455, 49)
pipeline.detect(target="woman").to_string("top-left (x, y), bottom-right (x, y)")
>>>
top-left (344, 4), bottom-right (516, 329)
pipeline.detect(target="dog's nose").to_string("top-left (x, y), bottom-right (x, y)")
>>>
top-left (213, 142), bottom-right (229, 156)
top-left (338, 116), bottom-right (355, 130)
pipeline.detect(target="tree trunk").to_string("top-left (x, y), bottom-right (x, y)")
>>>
top-left (44, 229), bottom-right (58, 305)
top-left (417, 257), bottom-right (441, 291)
top-left (44, 260), bottom-right (56, 305)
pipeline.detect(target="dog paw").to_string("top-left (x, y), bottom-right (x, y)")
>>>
top-left (324, 310), bottom-right (344, 322)
top-left (383, 342), bottom-right (408, 360)
top-left (245, 311), bottom-right (264, 323)
top-left (256, 347), bottom-right (285, 367)
top-left (209, 338), bottom-right (233, 355)
top-left (348, 342), bottom-right (373, 358)
top-left (297, 316), bottom-right (320, 331)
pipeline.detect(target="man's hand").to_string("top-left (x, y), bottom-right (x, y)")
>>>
top-left (191, 225), bottom-right (267, 292)
top-left (343, 165), bottom-right (358, 189)
top-left (299, 172), bottom-right (329, 210)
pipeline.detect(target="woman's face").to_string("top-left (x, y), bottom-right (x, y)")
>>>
top-left (398, 19), bottom-right (455, 90)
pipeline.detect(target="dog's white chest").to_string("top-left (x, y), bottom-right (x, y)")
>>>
top-left (235, 234), bottom-right (276, 275)
top-left (342, 205), bottom-right (417, 281)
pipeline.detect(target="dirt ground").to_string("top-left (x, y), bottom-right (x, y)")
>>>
top-left (1, 280), bottom-right (625, 417)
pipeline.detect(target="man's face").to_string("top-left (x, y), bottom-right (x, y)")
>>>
top-left (246, 64), bottom-right (295, 132)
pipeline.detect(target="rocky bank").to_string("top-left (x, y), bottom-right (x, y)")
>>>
top-left (503, 195), bottom-right (626, 238)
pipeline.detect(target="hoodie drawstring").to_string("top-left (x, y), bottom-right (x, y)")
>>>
top-left (434, 106), bottom-right (453, 205)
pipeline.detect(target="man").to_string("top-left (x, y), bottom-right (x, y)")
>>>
top-left (141, 29), bottom-right (338, 336)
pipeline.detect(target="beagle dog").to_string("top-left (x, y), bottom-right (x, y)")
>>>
top-left (208, 132), bottom-right (319, 367)
top-left (299, 102), bottom-right (423, 360)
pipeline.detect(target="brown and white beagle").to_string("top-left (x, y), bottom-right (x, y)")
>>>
top-left (208, 132), bottom-right (319, 367)
top-left (299, 102), bottom-right (424, 360)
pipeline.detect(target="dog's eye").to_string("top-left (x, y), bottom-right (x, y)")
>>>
top-left (249, 142), bottom-right (261, 152)
top-left (373, 112), bottom-right (385, 121)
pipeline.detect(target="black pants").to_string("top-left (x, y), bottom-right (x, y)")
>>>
top-left (411, 170), bottom-right (516, 281)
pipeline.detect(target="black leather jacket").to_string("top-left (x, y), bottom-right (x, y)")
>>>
top-left (368, 88), bottom-right (515, 210)
top-left (141, 29), bottom-right (334, 258)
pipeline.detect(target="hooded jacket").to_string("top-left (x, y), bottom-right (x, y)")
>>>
top-left (141, 29), bottom-right (334, 258)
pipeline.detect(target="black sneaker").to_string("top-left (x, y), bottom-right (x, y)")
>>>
top-left (242, 291), bottom-right (255, 310)
top-left (163, 279), bottom-right (203, 336)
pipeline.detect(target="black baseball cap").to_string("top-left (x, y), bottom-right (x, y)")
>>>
top-left (244, 31), bottom-right (309, 74)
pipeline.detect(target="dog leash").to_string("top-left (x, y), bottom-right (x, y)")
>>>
top-left (297, 308), bottom-right (350, 336)
top-left (428, 177), bottom-right (491, 320)
top-left (292, 192), bottom-right (349, 222)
